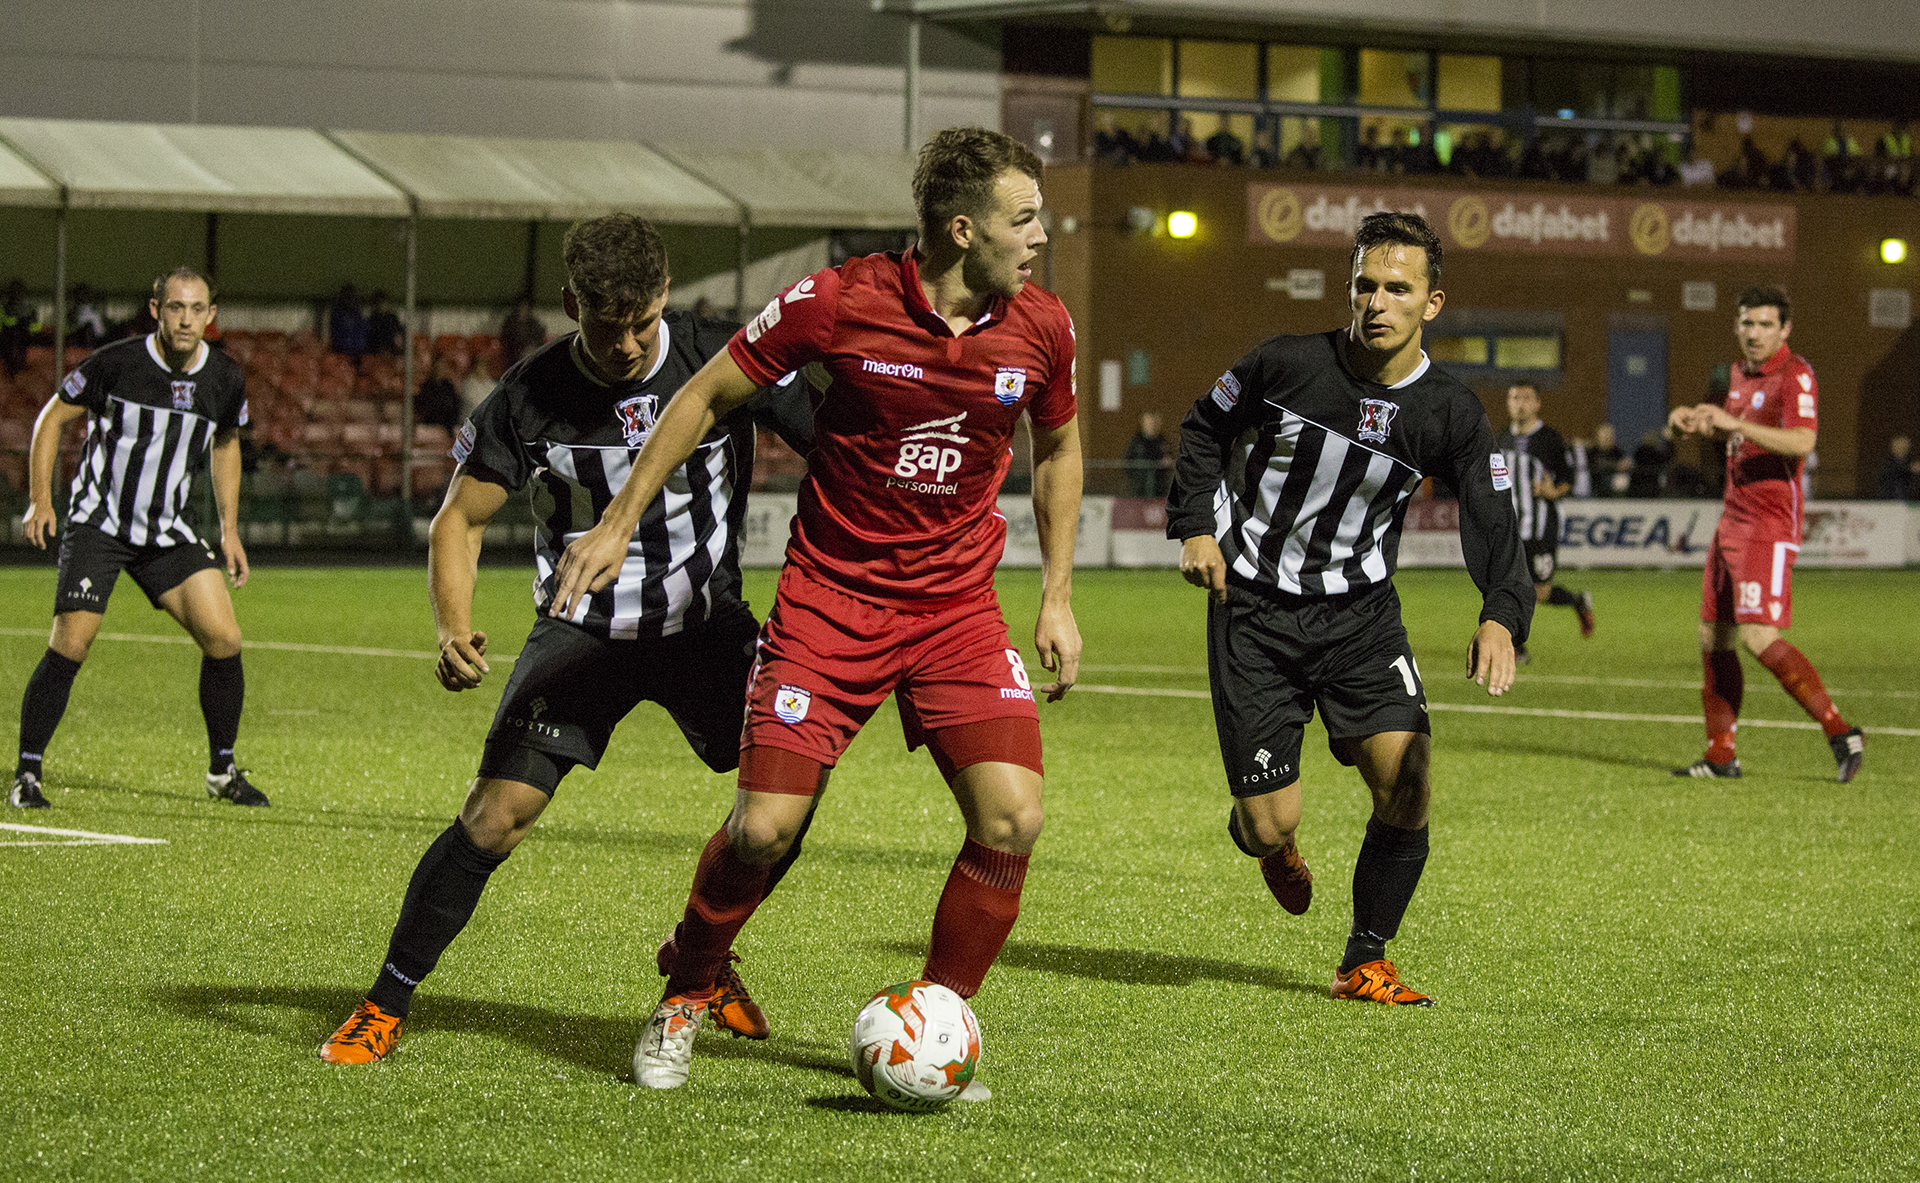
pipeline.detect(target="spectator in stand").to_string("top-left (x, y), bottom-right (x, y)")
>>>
top-left (1822, 121), bottom-right (1862, 193)
top-left (1585, 423), bottom-right (1630, 497)
top-left (1876, 435), bottom-right (1917, 501)
top-left (1587, 135), bottom-right (1620, 185)
top-left (1882, 120), bottom-right (1914, 195)
top-left (1093, 114), bottom-right (1141, 165)
top-left (1, 279), bottom-right (32, 377)
top-left (366, 290), bottom-right (405, 357)
top-left (458, 354), bottom-right (498, 423)
top-left (414, 355), bottom-right (462, 430)
top-left (1204, 124), bottom-right (1245, 166)
top-left (499, 296), bottom-right (546, 368)
top-left (68, 284), bottom-right (107, 349)
top-left (1123, 411), bottom-right (1170, 498)
top-left (1784, 139), bottom-right (1817, 191)
top-left (1627, 428), bottom-right (1672, 498)
top-left (1355, 124), bottom-right (1385, 171)
top-left (1170, 117), bottom-right (1208, 164)
top-left (328, 284), bottom-right (369, 358)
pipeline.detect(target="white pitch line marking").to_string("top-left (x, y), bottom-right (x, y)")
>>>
top-left (1073, 685), bottom-right (1920, 738)
top-left (1077, 664), bottom-right (1920, 700)
top-left (0, 822), bottom-right (167, 846)
top-left (0, 627), bottom-right (518, 663)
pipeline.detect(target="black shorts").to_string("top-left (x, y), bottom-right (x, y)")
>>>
top-left (1523, 538), bottom-right (1557, 585)
top-left (55, 523), bottom-right (220, 615)
top-left (1206, 578), bottom-right (1430, 799)
top-left (478, 609), bottom-right (760, 794)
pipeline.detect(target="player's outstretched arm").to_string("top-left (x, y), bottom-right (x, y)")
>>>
top-left (1467, 619), bottom-right (1516, 696)
top-left (21, 394), bottom-right (86, 549)
top-left (429, 468), bottom-right (510, 691)
top-left (1031, 415), bottom-right (1083, 701)
top-left (549, 350), bottom-right (761, 619)
top-left (209, 430), bottom-right (249, 587)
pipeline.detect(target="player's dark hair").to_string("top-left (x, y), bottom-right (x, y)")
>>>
top-left (561, 213), bottom-right (670, 320)
top-left (1352, 211), bottom-right (1442, 288)
top-left (152, 266), bottom-right (215, 305)
top-left (913, 126), bottom-right (1043, 245)
top-left (1736, 283), bottom-right (1791, 323)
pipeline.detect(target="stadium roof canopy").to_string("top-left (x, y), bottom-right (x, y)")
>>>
top-left (326, 131), bottom-right (739, 226)
top-left (654, 146), bottom-right (919, 230)
top-left (0, 137), bottom-right (59, 208)
top-left (0, 117), bottom-right (408, 216)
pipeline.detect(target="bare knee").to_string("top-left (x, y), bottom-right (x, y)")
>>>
top-left (1233, 786), bottom-right (1301, 856)
top-left (726, 804), bottom-right (803, 865)
top-left (970, 797), bottom-right (1044, 854)
top-left (457, 779), bottom-right (549, 854)
top-left (198, 631), bottom-right (243, 660)
top-left (48, 614), bottom-right (100, 664)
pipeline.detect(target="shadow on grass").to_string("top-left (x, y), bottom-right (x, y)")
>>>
top-left (1448, 736), bottom-right (1678, 773)
top-left (152, 982), bottom-right (854, 1083)
top-left (878, 939), bottom-right (1323, 997)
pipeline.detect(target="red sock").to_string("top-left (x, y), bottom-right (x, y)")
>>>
top-left (1702, 650), bottom-right (1743, 763)
top-left (1757, 640), bottom-right (1849, 737)
top-left (663, 827), bottom-right (770, 999)
top-left (923, 838), bottom-right (1029, 999)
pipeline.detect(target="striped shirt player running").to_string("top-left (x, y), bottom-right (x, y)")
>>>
top-left (12, 267), bottom-right (264, 811)
top-left (1494, 381), bottom-right (1594, 663)
top-left (1667, 284), bottom-right (1862, 782)
top-left (1169, 212), bottom-right (1533, 1007)
top-left (319, 214), bottom-right (814, 1065)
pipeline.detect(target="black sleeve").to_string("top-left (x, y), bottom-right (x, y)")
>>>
top-left (217, 365), bottom-right (249, 433)
top-left (1166, 345), bottom-right (1269, 540)
top-left (449, 382), bottom-right (533, 491)
top-left (1445, 394), bottom-right (1535, 644)
top-left (59, 350), bottom-right (112, 414)
top-left (748, 371), bottom-right (814, 455)
top-left (1537, 425), bottom-right (1573, 488)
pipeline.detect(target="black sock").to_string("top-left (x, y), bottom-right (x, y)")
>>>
top-left (18, 649), bottom-right (82, 778)
top-left (199, 654), bottom-right (244, 775)
top-left (1342, 817), bottom-right (1430, 972)
top-left (1547, 586), bottom-right (1578, 607)
top-left (367, 818), bottom-right (509, 1017)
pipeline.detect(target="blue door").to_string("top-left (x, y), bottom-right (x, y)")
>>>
top-left (1607, 326), bottom-right (1669, 458)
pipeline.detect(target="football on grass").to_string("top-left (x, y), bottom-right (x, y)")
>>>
top-left (849, 980), bottom-right (981, 1112)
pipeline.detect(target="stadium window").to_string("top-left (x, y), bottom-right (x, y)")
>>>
top-left (1428, 317), bottom-right (1564, 383)
top-left (1428, 336), bottom-right (1491, 366)
top-left (1176, 40), bottom-right (1258, 149)
top-left (1092, 36), bottom-right (1173, 96)
top-left (1493, 335), bottom-right (1562, 369)
top-left (1437, 55), bottom-right (1502, 113)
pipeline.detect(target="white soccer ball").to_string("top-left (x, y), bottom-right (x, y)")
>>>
top-left (849, 980), bottom-right (981, 1112)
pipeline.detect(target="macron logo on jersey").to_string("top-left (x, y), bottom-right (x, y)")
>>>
top-left (784, 277), bottom-right (817, 304)
top-left (862, 358), bottom-right (925, 380)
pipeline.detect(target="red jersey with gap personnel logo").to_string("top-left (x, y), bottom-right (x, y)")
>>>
top-left (727, 250), bottom-right (1077, 609)
top-left (1721, 344), bottom-right (1817, 539)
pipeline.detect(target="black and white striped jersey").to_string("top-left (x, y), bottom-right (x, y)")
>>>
top-left (1168, 329), bottom-right (1532, 642)
top-left (1494, 422), bottom-right (1572, 544)
top-left (452, 310), bottom-right (812, 641)
top-left (58, 335), bottom-right (248, 548)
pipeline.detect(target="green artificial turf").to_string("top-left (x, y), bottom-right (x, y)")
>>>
top-left (0, 560), bottom-right (1914, 1181)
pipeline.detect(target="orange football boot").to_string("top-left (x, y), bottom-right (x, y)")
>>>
top-left (656, 939), bottom-right (769, 1040)
top-left (1262, 842), bottom-right (1313, 915)
top-left (1329, 959), bottom-right (1434, 1006)
top-left (319, 999), bottom-right (404, 1064)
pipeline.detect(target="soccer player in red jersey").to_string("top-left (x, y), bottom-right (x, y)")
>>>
top-left (1668, 284), bottom-right (1862, 782)
top-left (550, 127), bottom-right (1081, 1094)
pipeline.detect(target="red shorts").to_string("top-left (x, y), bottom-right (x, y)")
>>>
top-left (741, 564), bottom-right (1043, 775)
top-left (1702, 525), bottom-right (1798, 628)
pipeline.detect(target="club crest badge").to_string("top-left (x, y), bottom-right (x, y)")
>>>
top-left (774, 684), bottom-right (812, 724)
top-left (1357, 398), bottom-right (1399, 443)
top-left (993, 368), bottom-right (1027, 406)
top-left (1750, 391), bottom-right (1764, 409)
top-left (170, 380), bottom-right (196, 410)
top-left (616, 394), bottom-right (658, 446)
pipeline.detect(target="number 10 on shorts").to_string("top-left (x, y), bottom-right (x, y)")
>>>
top-left (1390, 654), bottom-right (1423, 696)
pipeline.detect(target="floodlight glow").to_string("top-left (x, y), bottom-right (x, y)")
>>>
top-left (1882, 238), bottom-right (1908, 264)
top-left (1167, 211), bottom-right (1198, 239)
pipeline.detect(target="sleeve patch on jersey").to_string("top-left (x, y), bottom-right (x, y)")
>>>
top-left (1798, 372), bottom-right (1812, 392)
top-left (451, 420), bottom-right (476, 463)
top-left (1798, 392), bottom-right (1815, 417)
top-left (59, 369), bottom-right (85, 401)
top-left (1210, 371), bottom-right (1241, 411)
top-left (1490, 452), bottom-right (1513, 491)
top-left (237, 399), bottom-right (250, 427)
top-left (744, 297), bottom-right (782, 344)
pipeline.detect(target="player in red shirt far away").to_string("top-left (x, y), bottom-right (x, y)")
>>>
top-left (550, 127), bottom-right (1082, 1096)
top-left (1668, 284), bottom-right (1863, 783)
